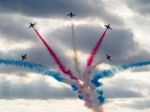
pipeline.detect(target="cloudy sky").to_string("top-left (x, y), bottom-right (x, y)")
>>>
top-left (0, 0), bottom-right (150, 112)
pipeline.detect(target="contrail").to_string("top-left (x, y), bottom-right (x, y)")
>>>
top-left (71, 22), bottom-right (81, 74)
top-left (87, 30), bottom-right (107, 67)
top-left (0, 58), bottom-right (64, 82)
top-left (92, 60), bottom-right (150, 87)
top-left (33, 28), bottom-right (77, 80)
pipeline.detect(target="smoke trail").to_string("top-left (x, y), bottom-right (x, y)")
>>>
top-left (92, 60), bottom-right (150, 87)
top-left (87, 30), bottom-right (107, 67)
top-left (0, 58), bottom-right (65, 82)
top-left (33, 28), bottom-right (78, 80)
top-left (71, 22), bottom-right (81, 74)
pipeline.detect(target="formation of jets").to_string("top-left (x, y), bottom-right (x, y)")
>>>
top-left (21, 54), bottom-right (27, 61)
top-left (25, 14), bottom-right (112, 63)
top-left (21, 23), bottom-right (35, 61)
top-left (105, 24), bottom-right (112, 62)
top-left (28, 22), bottom-right (36, 28)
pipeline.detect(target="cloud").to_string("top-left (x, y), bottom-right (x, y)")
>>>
top-left (102, 76), bottom-right (150, 98)
top-left (0, 0), bottom-right (124, 25)
top-left (0, 74), bottom-right (75, 99)
top-left (50, 24), bottom-right (147, 65)
top-left (118, 98), bottom-right (150, 110)
top-left (106, 98), bottom-right (150, 110)
top-left (127, 0), bottom-right (150, 15)
top-left (0, 15), bottom-right (36, 43)
top-left (0, 45), bottom-right (74, 75)
top-left (128, 99), bottom-right (150, 109)
top-left (0, 0), bottom-right (107, 18)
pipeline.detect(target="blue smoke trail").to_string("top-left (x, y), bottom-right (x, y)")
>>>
top-left (0, 58), bottom-right (64, 82)
top-left (92, 60), bottom-right (150, 87)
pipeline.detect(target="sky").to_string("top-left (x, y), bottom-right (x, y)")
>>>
top-left (0, 0), bottom-right (150, 112)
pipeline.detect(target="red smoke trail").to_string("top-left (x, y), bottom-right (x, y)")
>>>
top-left (33, 28), bottom-right (78, 80)
top-left (86, 30), bottom-right (107, 67)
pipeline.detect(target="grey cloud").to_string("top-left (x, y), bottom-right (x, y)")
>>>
top-left (0, 0), bottom-right (108, 18)
top-left (0, 0), bottom-right (124, 25)
top-left (0, 15), bottom-right (76, 72)
top-left (51, 25), bottom-right (100, 53)
top-left (0, 16), bottom-right (37, 43)
top-left (118, 98), bottom-right (150, 110)
top-left (128, 99), bottom-right (150, 109)
top-left (127, 0), bottom-right (150, 15)
top-left (1, 21), bottom-right (150, 78)
top-left (0, 45), bottom-right (74, 75)
top-left (51, 25), bottom-right (142, 65)
top-left (0, 76), bottom-right (75, 99)
top-left (121, 49), bottom-right (150, 65)
top-left (0, 16), bottom-right (73, 70)
top-left (103, 76), bottom-right (150, 98)
top-left (103, 85), bottom-right (142, 98)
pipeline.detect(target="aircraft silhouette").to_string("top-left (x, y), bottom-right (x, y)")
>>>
top-left (21, 54), bottom-right (27, 61)
top-left (106, 54), bottom-right (111, 62)
top-left (67, 12), bottom-right (76, 18)
top-left (105, 24), bottom-right (112, 30)
top-left (28, 22), bottom-right (36, 28)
